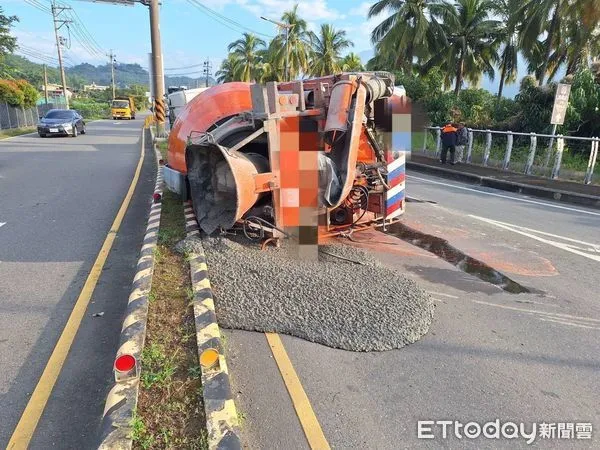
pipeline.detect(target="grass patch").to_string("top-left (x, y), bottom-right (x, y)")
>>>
top-left (0, 127), bottom-right (35, 139)
top-left (133, 189), bottom-right (207, 450)
top-left (157, 140), bottom-right (168, 161)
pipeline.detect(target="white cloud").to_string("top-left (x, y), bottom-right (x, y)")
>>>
top-left (236, 0), bottom-right (343, 21)
top-left (348, 2), bottom-right (371, 17)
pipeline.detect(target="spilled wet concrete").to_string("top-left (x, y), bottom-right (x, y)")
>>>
top-left (176, 235), bottom-right (435, 352)
top-left (387, 222), bottom-right (532, 294)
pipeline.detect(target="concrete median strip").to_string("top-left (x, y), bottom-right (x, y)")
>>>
top-left (97, 128), bottom-right (164, 449)
top-left (180, 202), bottom-right (242, 450)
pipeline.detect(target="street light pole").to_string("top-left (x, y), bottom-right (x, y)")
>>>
top-left (260, 16), bottom-right (294, 82)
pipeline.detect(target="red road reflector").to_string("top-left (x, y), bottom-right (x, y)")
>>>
top-left (153, 192), bottom-right (162, 203)
top-left (114, 354), bottom-right (138, 382)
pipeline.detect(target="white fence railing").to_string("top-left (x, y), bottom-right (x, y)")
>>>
top-left (420, 127), bottom-right (599, 185)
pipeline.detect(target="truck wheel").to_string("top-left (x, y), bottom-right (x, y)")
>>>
top-left (113, 116), bottom-right (117, 120)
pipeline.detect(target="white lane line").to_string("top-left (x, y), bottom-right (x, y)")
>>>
top-left (538, 317), bottom-right (600, 330)
top-left (469, 215), bottom-right (600, 262)
top-left (473, 300), bottom-right (600, 323)
top-left (0, 222), bottom-right (5, 228)
top-left (428, 291), bottom-right (459, 299)
top-left (407, 174), bottom-right (600, 217)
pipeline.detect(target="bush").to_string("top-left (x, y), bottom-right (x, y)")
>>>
top-left (14, 79), bottom-right (39, 108)
top-left (71, 99), bottom-right (110, 119)
top-left (0, 79), bottom-right (25, 106)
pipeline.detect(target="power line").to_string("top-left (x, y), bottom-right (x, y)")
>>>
top-left (67, 8), bottom-right (104, 54)
top-left (186, 0), bottom-right (274, 38)
top-left (164, 69), bottom-right (205, 77)
top-left (165, 62), bottom-right (205, 71)
top-left (23, 0), bottom-right (51, 14)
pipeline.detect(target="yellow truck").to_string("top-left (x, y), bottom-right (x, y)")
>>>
top-left (111, 96), bottom-right (136, 120)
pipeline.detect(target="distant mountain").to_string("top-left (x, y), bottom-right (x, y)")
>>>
top-left (2, 55), bottom-right (216, 90)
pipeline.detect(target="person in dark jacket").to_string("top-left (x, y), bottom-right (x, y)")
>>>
top-left (455, 122), bottom-right (468, 163)
top-left (440, 122), bottom-right (457, 164)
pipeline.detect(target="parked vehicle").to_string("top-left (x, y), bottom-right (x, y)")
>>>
top-left (167, 87), bottom-right (209, 126)
top-left (37, 109), bottom-right (86, 138)
top-left (111, 96), bottom-right (136, 120)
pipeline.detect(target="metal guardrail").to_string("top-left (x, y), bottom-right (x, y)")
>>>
top-left (422, 127), bottom-right (599, 185)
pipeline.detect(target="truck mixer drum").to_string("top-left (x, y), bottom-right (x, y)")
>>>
top-left (186, 143), bottom-right (269, 234)
top-left (166, 73), bottom-right (409, 239)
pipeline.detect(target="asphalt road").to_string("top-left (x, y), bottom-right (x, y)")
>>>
top-left (0, 118), bottom-right (155, 449)
top-left (224, 171), bottom-right (600, 449)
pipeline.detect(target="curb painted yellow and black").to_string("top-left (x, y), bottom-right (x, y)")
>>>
top-left (184, 202), bottom-right (242, 450)
top-left (97, 127), bottom-right (163, 449)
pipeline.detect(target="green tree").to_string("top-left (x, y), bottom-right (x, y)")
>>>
top-left (563, 68), bottom-right (600, 136)
top-left (216, 54), bottom-right (240, 83)
top-left (227, 33), bottom-right (266, 82)
top-left (368, 0), bottom-right (437, 73)
top-left (518, 0), bottom-right (564, 85)
top-left (493, 0), bottom-right (521, 99)
top-left (341, 53), bottom-right (364, 71)
top-left (426, 0), bottom-right (500, 94)
top-left (267, 5), bottom-right (311, 80)
top-left (0, 7), bottom-right (18, 59)
top-left (546, 2), bottom-right (600, 78)
top-left (307, 24), bottom-right (353, 76)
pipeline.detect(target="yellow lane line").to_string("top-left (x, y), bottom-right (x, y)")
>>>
top-left (8, 129), bottom-right (146, 450)
top-left (265, 333), bottom-right (331, 450)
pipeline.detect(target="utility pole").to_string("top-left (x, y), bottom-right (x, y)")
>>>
top-left (108, 49), bottom-right (117, 99)
top-left (43, 64), bottom-right (49, 105)
top-left (203, 58), bottom-right (212, 87)
top-left (261, 16), bottom-right (294, 82)
top-left (149, 0), bottom-right (165, 136)
top-left (51, 0), bottom-right (71, 109)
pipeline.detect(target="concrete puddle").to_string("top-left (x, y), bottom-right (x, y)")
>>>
top-left (387, 222), bottom-right (531, 294)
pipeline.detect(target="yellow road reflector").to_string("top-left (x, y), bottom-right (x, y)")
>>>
top-left (200, 348), bottom-right (220, 369)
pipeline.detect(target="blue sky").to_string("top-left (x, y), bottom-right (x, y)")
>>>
top-left (5, 0), bottom-right (527, 95)
top-left (5, 0), bottom-right (379, 74)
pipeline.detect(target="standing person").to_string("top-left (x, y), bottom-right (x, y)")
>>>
top-left (455, 122), bottom-right (468, 163)
top-left (440, 122), bottom-right (457, 164)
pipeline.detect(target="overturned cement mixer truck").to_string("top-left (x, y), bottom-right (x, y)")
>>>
top-left (163, 72), bottom-right (410, 242)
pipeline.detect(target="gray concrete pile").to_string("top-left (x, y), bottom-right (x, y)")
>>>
top-left (176, 235), bottom-right (434, 351)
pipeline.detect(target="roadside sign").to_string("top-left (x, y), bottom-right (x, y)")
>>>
top-left (550, 83), bottom-right (571, 125)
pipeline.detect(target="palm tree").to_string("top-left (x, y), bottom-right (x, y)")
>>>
top-left (256, 45), bottom-right (283, 82)
top-left (227, 33), bottom-right (266, 82)
top-left (341, 53), bottom-right (364, 71)
top-left (267, 5), bottom-right (312, 80)
top-left (307, 24), bottom-right (353, 76)
top-left (216, 54), bottom-right (240, 83)
top-left (426, 0), bottom-right (500, 94)
top-left (493, 0), bottom-right (522, 98)
top-left (518, 0), bottom-right (564, 85)
top-left (368, 0), bottom-right (437, 73)
top-left (546, 1), bottom-right (600, 77)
